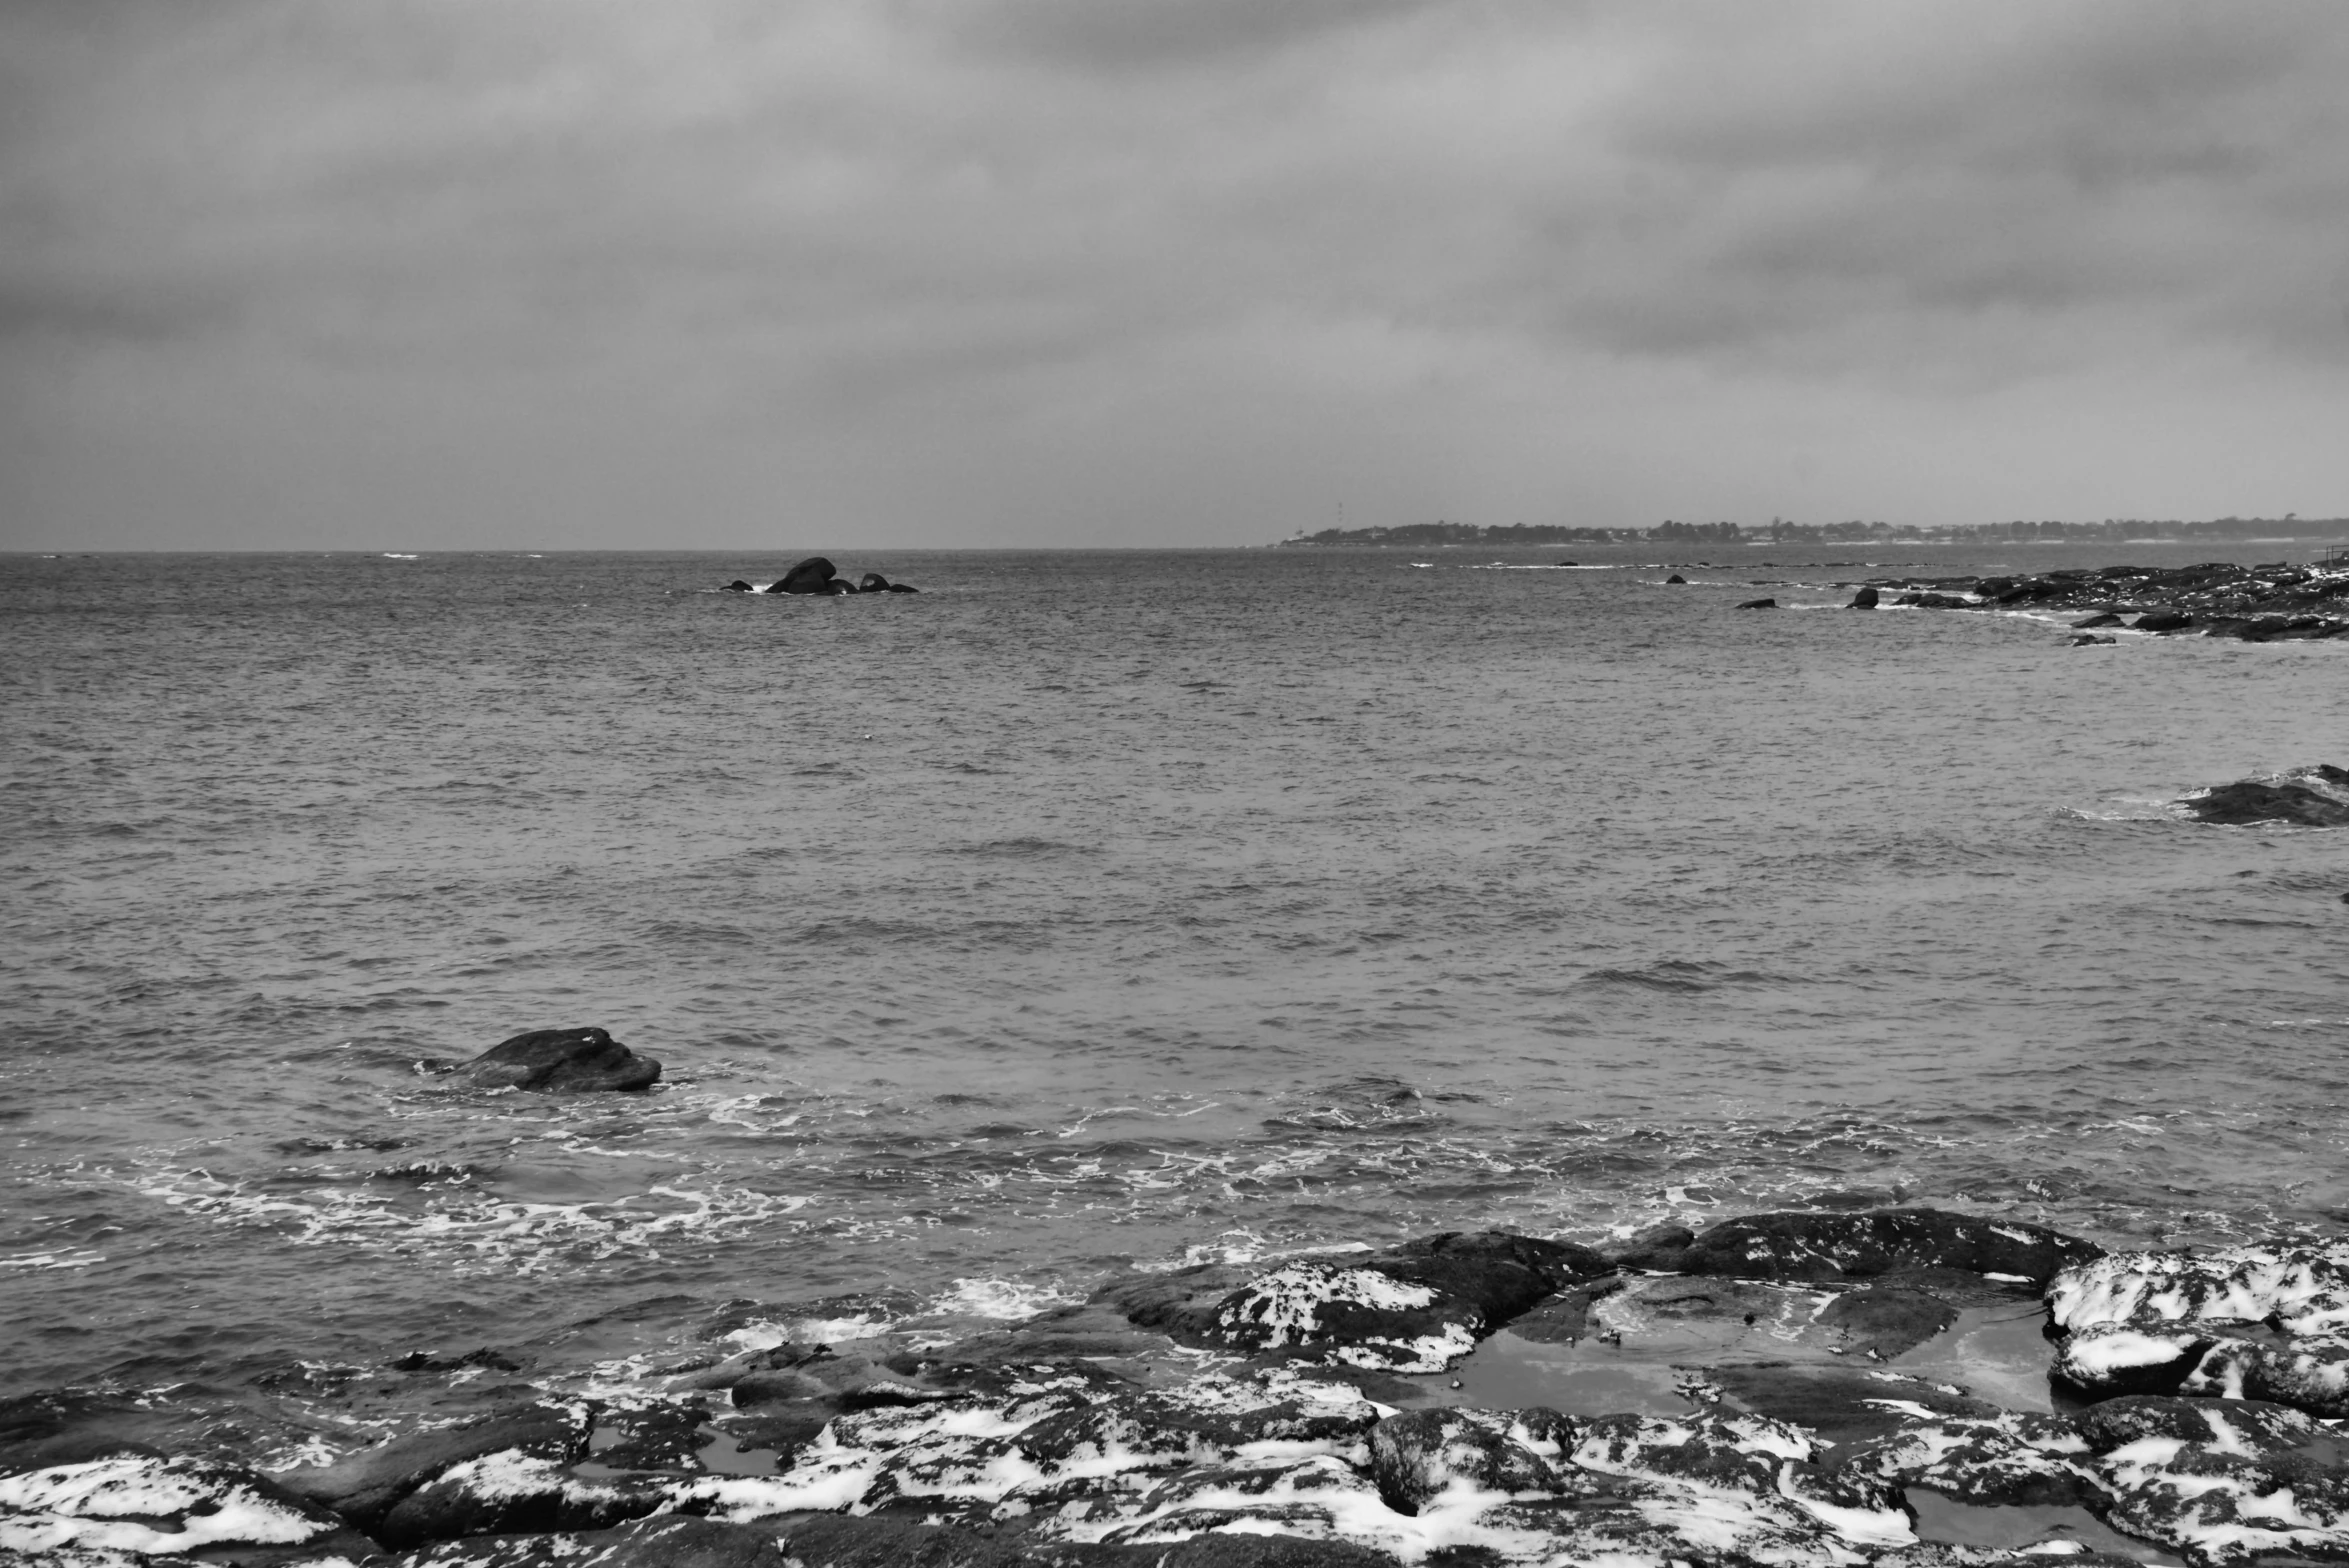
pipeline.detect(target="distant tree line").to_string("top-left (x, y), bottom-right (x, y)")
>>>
top-left (1279, 515), bottom-right (2347, 546)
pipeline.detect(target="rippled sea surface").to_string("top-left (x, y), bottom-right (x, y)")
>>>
top-left (3, 544), bottom-right (2344, 1403)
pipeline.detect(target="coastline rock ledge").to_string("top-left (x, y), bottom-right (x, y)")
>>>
top-left (22, 1210), bottom-right (2349, 1568)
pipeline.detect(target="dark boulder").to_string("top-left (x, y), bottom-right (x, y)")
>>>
top-left (2181, 767), bottom-right (2349, 827)
top-left (1897, 592), bottom-right (1973, 609)
top-left (2132, 610), bottom-right (2195, 633)
top-left (1605, 1221), bottom-right (1696, 1272)
top-left (856, 573), bottom-right (895, 593)
top-left (723, 580), bottom-right (754, 592)
top-left (2070, 634), bottom-right (2117, 646)
top-left (1671, 1207), bottom-right (2101, 1287)
top-left (1095, 1230), bottom-right (1609, 1371)
top-left (1665, 573), bottom-right (1687, 584)
top-left (1736, 597), bottom-right (1778, 610)
top-left (445, 1028), bottom-right (662, 1093)
top-left (1847, 586), bottom-right (1879, 609)
top-left (771, 557), bottom-right (838, 595)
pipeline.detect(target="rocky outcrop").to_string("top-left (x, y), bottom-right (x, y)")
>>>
top-left (2179, 766), bottom-right (2349, 827)
top-left (1857, 559), bottom-right (2349, 640)
top-left (1642, 1207), bottom-right (2101, 1289)
top-left (0, 1452), bottom-right (373, 1563)
top-left (1095, 1231), bottom-right (1610, 1372)
top-left (271, 1404), bottom-right (590, 1531)
top-left (1738, 597), bottom-right (1778, 609)
top-left (1848, 586), bottom-right (1880, 609)
top-left (747, 559), bottom-right (917, 596)
top-left (440, 1028), bottom-right (663, 1093)
top-left (53, 1220), bottom-right (2349, 1568)
top-left (769, 558), bottom-right (842, 595)
top-left (2046, 1241), bottom-right (2349, 1417)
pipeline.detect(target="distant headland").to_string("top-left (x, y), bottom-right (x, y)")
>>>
top-left (1278, 515), bottom-right (2349, 547)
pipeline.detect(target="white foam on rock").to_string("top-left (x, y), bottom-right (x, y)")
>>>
top-left (1213, 1262), bottom-right (1473, 1372)
top-left (0, 1456), bottom-right (335, 1557)
top-left (2049, 1244), bottom-right (2349, 1336)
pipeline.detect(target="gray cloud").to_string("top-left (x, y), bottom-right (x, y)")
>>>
top-left (3, 0), bottom-right (2346, 547)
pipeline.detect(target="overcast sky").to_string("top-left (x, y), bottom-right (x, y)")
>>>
top-left (4, 0), bottom-right (2346, 550)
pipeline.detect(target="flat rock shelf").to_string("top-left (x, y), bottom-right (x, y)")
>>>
top-left (10, 1209), bottom-right (2349, 1568)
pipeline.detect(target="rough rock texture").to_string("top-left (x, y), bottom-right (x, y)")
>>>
top-left (2075, 1396), bottom-right (2349, 1563)
top-left (442, 1028), bottom-right (663, 1093)
top-left (1671, 1208), bottom-right (2101, 1288)
top-left (1366, 1407), bottom-right (1577, 1513)
top-left (2179, 766), bottom-right (2349, 828)
top-left (2047, 1243), bottom-right (2349, 1418)
top-left (1860, 559), bottom-right (2349, 640)
top-left (375, 1450), bottom-right (672, 1548)
top-left (270, 1404), bottom-right (588, 1530)
top-left (0, 1453), bottom-right (365, 1562)
top-left (1096, 1232), bottom-right (1609, 1372)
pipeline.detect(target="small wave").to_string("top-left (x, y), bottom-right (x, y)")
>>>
top-left (1576, 961), bottom-right (1719, 994)
top-left (928, 1276), bottom-right (1080, 1320)
top-left (0, 1249), bottom-right (104, 1269)
top-left (948, 837), bottom-right (1097, 859)
top-left (132, 1168), bottom-right (812, 1274)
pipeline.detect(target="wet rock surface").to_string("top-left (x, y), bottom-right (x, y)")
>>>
top-left (436, 1028), bottom-right (662, 1093)
top-left (2178, 766), bottom-right (2349, 828)
top-left (745, 558), bottom-right (918, 596)
top-left (1853, 559), bottom-right (2349, 640)
top-left (21, 1220), bottom-right (2349, 1568)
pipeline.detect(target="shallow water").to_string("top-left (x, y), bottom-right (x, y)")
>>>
top-left (3, 542), bottom-right (2345, 1406)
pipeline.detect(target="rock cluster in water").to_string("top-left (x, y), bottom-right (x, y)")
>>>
top-left (1849, 560), bottom-right (2349, 642)
top-left (12, 1211), bottom-right (2349, 1568)
top-left (722, 558), bottom-right (919, 596)
top-left (2177, 766), bottom-right (2349, 829)
top-left (429, 1028), bottom-right (663, 1093)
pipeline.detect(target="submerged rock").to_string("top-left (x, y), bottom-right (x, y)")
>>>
top-left (443, 1028), bottom-right (663, 1093)
top-left (1738, 597), bottom-right (1779, 609)
top-left (2178, 767), bottom-right (2349, 828)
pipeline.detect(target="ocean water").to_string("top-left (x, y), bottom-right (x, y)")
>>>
top-left (2, 543), bottom-right (2344, 1418)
